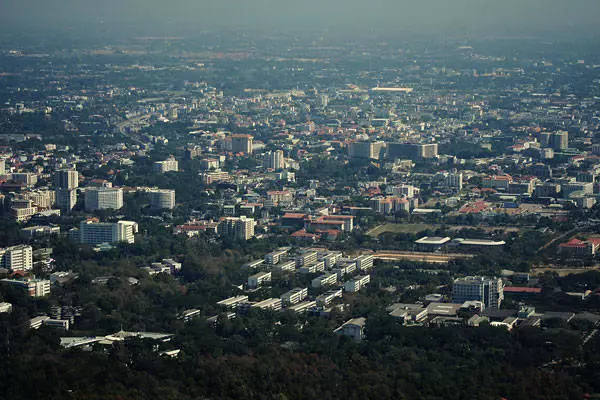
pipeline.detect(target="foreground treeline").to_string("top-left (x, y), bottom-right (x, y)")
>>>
top-left (1, 315), bottom-right (599, 400)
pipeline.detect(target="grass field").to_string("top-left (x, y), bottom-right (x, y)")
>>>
top-left (367, 223), bottom-right (523, 237)
top-left (366, 223), bottom-right (436, 237)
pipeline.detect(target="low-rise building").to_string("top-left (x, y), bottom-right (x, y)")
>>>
top-left (334, 317), bottom-right (366, 341)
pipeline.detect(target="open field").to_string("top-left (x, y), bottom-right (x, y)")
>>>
top-left (366, 223), bottom-right (523, 237)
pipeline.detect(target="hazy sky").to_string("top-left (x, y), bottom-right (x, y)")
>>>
top-left (1, 0), bottom-right (599, 38)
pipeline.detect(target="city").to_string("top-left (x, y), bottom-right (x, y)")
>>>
top-left (0, 2), bottom-right (600, 399)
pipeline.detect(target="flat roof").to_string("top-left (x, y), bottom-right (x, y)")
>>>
top-left (415, 236), bottom-right (451, 245)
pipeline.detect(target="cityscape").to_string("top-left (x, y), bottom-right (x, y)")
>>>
top-left (0, 1), bottom-right (600, 399)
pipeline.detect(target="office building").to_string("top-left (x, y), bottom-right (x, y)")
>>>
top-left (149, 189), bottom-right (175, 209)
top-left (452, 276), bottom-right (504, 309)
top-left (551, 131), bottom-right (568, 151)
top-left (348, 141), bottom-right (385, 160)
top-left (0, 245), bottom-right (33, 271)
top-left (78, 220), bottom-right (138, 246)
top-left (11, 173), bottom-right (38, 187)
top-left (388, 143), bottom-right (438, 160)
top-left (55, 188), bottom-right (77, 212)
top-left (218, 216), bottom-right (256, 240)
top-left (54, 169), bottom-right (79, 190)
top-left (264, 150), bottom-right (285, 170)
top-left (231, 134), bottom-right (253, 154)
top-left (84, 188), bottom-right (123, 211)
top-left (153, 157), bottom-right (179, 173)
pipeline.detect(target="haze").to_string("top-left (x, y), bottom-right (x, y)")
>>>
top-left (1, 0), bottom-right (599, 38)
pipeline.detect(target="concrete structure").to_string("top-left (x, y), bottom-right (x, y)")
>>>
top-left (334, 318), bottom-right (366, 341)
top-left (355, 254), bottom-right (374, 271)
top-left (264, 150), bottom-right (285, 170)
top-left (344, 275), bottom-right (371, 292)
top-left (1, 278), bottom-right (50, 297)
top-left (148, 189), bottom-right (176, 209)
top-left (0, 245), bottom-right (33, 271)
top-left (55, 188), bottom-right (77, 212)
top-left (84, 187), bottom-right (123, 211)
top-left (348, 141), bottom-right (385, 160)
top-left (54, 169), bottom-right (78, 190)
top-left (231, 134), bottom-right (253, 154)
top-left (153, 157), bottom-right (179, 173)
top-left (316, 289), bottom-right (343, 306)
top-left (78, 220), bottom-right (138, 245)
top-left (251, 298), bottom-right (282, 311)
top-left (311, 273), bottom-right (338, 288)
top-left (295, 251), bottom-right (318, 268)
top-left (452, 276), bottom-right (504, 309)
top-left (217, 295), bottom-right (249, 309)
top-left (247, 271), bottom-right (271, 289)
top-left (218, 216), bottom-right (256, 241)
top-left (281, 287), bottom-right (308, 305)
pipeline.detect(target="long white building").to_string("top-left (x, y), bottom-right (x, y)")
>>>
top-left (78, 220), bottom-right (138, 246)
top-left (84, 188), bottom-right (124, 212)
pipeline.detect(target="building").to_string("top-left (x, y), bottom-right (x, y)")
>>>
top-left (78, 220), bottom-right (138, 246)
top-left (388, 143), bottom-right (438, 160)
top-left (281, 287), bottom-right (308, 305)
top-left (231, 134), bottom-right (253, 154)
top-left (9, 199), bottom-right (37, 222)
top-left (148, 189), bottom-right (176, 209)
top-left (218, 216), bottom-right (256, 240)
top-left (247, 271), bottom-right (271, 289)
top-left (1, 278), bottom-right (51, 297)
top-left (54, 169), bottom-right (78, 190)
top-left (348, 141), bottom-right (385, 160)
top-left (344, 275), bottom-right (371, 293)
top-left (0, 158), bottom-right (5, 175)
top-left (264, 150), bottom-right (285, 170)
top-left (452, 276), bottom-right (504, 309)
top-left (295, 251), bottom-right (318, 268)
top-left (84, 187), bottom-right (123, 211)
top-left (355, 254), bottom-right (374, 271)
top-left (216, 295), bottom-right (249, 309)
top-left (153, 157), bottom-right (179, 173)
top-left (252, 298), bottom-right (282, 311)
top-left (551, 131), bottom-right (568, 151)
top-left (0, 245), bottom-right (33, 271)
top-left (311, 273), bottom-right (338, 288)
top-left (11, 173), bottom-right (38, 187)
top-left (264, 248), bottom-right (289, 264)
top-left (199, 170), bottom-right (231, 185)
top-left (316, 289), bottom-right (343, 306)
top-left (334, 317), bottom-right (366, 341)
top-left (55, 188), bottom-right (77, 212)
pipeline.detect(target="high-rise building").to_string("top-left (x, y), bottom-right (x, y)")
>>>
top-left (539, 132), bottom-right (552, 147)
top-left (153, 157), bottom-right (179, 173)
top-left (452, 276), bottom-right (504, 309)
top-left (231, 134), bottom-right (253, 154)
top-left (218, 216), bottom-right (256, 240)
top-left (264, 150), bottom-right (285, 170)
top-left (56, 188), bottom-right (77, 212)
top-left (54, 170), bottom-right (79, 190)
top-left (84, 188), bottom-right (123, 212)
top-left (11, 173), bottom-right (38, 187)
top-left (388, 143), bottom-right (438, 160)
top-left (0, 245), bottom-right (33, 271)
top-left (148, 189), bottom-right (176, 209)
top-left (348, 141), bottom-right (385, 160)
top-left (551, 131), bottom-right (568, 151)
top-left (78, 220), bottom-right (138, 246)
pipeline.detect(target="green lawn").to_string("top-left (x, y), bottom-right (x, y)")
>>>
top-left (367, 223), bottom-right (436, 237)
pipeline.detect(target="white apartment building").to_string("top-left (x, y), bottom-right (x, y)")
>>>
top-left (311, 273), bottom-right (338, 288)
top-left (78, 220), bottom-right (138, 246)
top-left (0, 245), bottom-right (33, 271)
top-left (84, 187), bottom-right (123, 211)
top-left (247, 271), bottom-right (272, 289)
top-left (148, 189), bottom-right (175, 209)
top-left (281, 287), bottom-right (308, 305)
